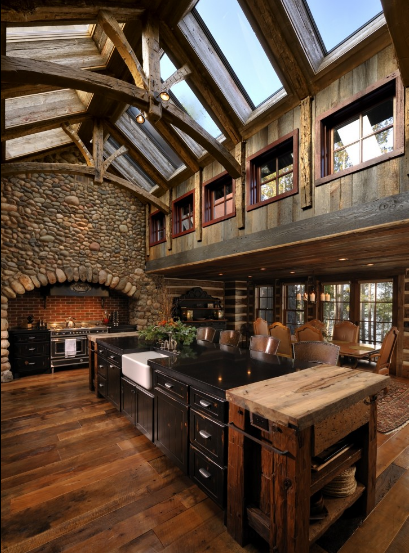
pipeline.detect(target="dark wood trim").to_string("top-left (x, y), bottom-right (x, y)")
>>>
top-left (146, 193), bottom-right (409, 272)
top-left (172, 189), bottom-right (195, 239)
top-left (246, 129), bottom-right (299, 212)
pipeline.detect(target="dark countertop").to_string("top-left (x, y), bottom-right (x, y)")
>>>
top-left (96, 336), bottom-right (316, 399)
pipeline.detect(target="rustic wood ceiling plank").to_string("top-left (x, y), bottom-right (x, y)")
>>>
top-left (0, 161), bottom-right (169, 212)
top-left (103, 144), bottom-right (128, 172)
top-left (97, 10), bottom-right (148, 89)
top-left (153, 119), bottom-right (199, 173)
top-left (1, 113), bottom-right (89, 141)
top-left (380, 0), bottom-right (409, 86)
top-left (103, 140), bottom-right (155, 192)
top-left (1, 83), bottom-right (62, 100)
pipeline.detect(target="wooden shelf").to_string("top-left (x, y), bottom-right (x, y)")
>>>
top-left (310, 446), bottom-right (362, 495)
top-left (309, 483), bottom-right (365, 544)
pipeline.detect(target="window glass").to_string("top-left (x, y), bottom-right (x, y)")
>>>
top-left (304, 0), bottom-right (383, 52)
top-left (359, 281), bottom-right (393, 345)
top-left (256, 286), bottom-right (274, 325)
top-left (321, 283), bottom-right (351, 337)
top-left (284, 284), bottom-right (305, 334)
top-left (160, 54), bottom-right (222, 138)
top-left (204, 175), bottom-right (234, 224)
top-left (173, 194), bottom-right (194, 236)
top-left (195, 0), bottom-right (282, 107)
top-left (150, 212), bottom-right (166, 245)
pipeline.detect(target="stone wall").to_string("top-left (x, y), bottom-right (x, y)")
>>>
top-left (1, 147), bottom-right (165, 381)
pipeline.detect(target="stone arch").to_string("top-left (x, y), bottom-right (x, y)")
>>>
top-left (1, 266), bottom-right (150, 382)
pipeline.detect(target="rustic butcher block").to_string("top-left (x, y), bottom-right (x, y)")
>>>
top-left (226, 365), bottom-right (390, 553)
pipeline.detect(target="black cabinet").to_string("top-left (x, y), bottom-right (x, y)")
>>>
top-left (173, 287), bottom-right (227, 337)
top-left (154, 370), bottom-right (189, 473)
top-left (96, 343), bottom-right (121, 410)
top-left (9, 329), bottom-right (50, 378)
top-left (107, 363), bottom-right (121, 410)
top-left (121, 376), bottom-right (154, 441)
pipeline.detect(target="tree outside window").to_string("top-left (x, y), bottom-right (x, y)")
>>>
top-left (283, 284), bottom-right (305, 335)
top-left (321, 283), bottom-right (351, 338)
top-left (359, 281), bottom-right (393, 345)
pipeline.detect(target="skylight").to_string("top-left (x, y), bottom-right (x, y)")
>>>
top-left (160, 54), bottom-right (222, 139)
top-left (195, 0), bottom-right (282, 108)
top-left (304, 0), bottom-right (383, 52)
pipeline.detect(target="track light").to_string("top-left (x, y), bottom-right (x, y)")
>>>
top-left (160, 90), bottom-right (170, 102)
top-left (136, 112), bottom-right (146, 124)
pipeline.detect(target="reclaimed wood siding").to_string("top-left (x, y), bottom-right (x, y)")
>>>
top-left (148, 46), bottom-right (407, 261)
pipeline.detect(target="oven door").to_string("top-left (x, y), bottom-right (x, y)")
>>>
top-left (51, 336), bottom-right (87, 366)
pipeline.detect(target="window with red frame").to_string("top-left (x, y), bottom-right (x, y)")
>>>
top-left (173, 192), bottom-right (194, 237)
top-left (150, 211), bottom-right (166, 246)
top-left (204, 173), bottom-right (234, 225)
top-left (247, 130), bottom-right (298, 211)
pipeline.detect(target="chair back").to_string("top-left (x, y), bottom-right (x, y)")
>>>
top-left (219, 330), bottom-right (241, 347)
top-left (250, 335), bottom-right (280, 355)
top-left (309, 319), bottom-right (326, 330)
top-left (295, 323), bottom-right (323, 342)
top-left (253, 318), bottom-right (269, 336)
top-left (268, 322), bottom-right (293, 358)
top-left (196, 326), bottom-right (216, 343)
top-left (333, 321), bottom-right (359, 342)
top-left (293, 341), bottom-right (340, 365)
top-left (374, 327), bottom-right (399, 375)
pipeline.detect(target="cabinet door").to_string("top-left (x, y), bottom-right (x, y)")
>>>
top-left (121, 378), bottom-right (136, 425)
top-left (136, 385), bottom-right (154, 441)
top-left (107, 364), bottom-right (121, 410)
top-left (154, 389), bottom-right (189, 474)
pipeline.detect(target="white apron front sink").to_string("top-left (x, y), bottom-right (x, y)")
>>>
top-left (122, 351), bottom-right (168, 390)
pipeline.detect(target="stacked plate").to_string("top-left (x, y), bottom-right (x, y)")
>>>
top-left (323, 466), bottom-right (357, 497)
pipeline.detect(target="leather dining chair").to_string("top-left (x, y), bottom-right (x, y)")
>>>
top-left (250, 335), bottom-right (280, 355)
top-left (332, 321), bottom-right (359, 343)
top-left (355, 327), bottom-right (399, 375)
top-left (268, 322), bottom-right (293, 358)
top-left (196, 326), bottom-right (216, 343)
top-left (309, 319), bottom-right (326, 331)
top-left (219, 330), bottom-right (241, 347)
top-left (293, 341), bottom-right (340, 365)
top-left (253, 318), bottom-right (269, 336)
top-left (295, 323), bottom-right (324, 342)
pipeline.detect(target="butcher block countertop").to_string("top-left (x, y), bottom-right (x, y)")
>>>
top-left (226, 365), bottom-right (390, 430)
top-left (88, 331), bottom-right (138, 342)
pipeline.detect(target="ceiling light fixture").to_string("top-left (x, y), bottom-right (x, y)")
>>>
top-left (338, 257), bottom-right (348, 261)
top-left (260, 268), bottom-right (266, 271)
top-left (160, 90), bottom-right (170, 102)
top-left (135, 112), bottom-right (146, 124)
top-left (218, 273), bottom-right (223, 276)
top-left (367, 263), bottom-right (374, 266)
top-left (290, 271), bottom-right (295, 274)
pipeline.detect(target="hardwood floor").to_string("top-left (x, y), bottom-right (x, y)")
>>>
top-left (1, 369), bottom-right (408, 553)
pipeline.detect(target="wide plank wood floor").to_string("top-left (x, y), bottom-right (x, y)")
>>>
top-left (1, 369), bottom-right (408, 553)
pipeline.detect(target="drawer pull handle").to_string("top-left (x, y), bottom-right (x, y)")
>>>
top-left (29, 337), bottom-right (36, 340)
top-left (28, 362), bottom-right (35, 365)
top-left (109, 364), bottom-right (115, 368)
top-left (110, 355), bottom-right (116, 359)
top-left (199, 430), bottom-right (211, 440)
top-left (199, 468), bottom-right (211, 479)
top-left (99, 365), bottom-right (104, 369)
top-left (199, 399), bottom-right (211, 408)
top-left (99, 383), bottom-right (104, 387)
top-left (29, 348), bottom-right (36, 351)
top-left (164, 382), bottom-right (173, 389)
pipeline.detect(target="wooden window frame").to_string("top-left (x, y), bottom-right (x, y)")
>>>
top-left (149, 210), bottom-right (166, 247)
top-left (315, 72), bottom-right (404, 186)
top-left (255, 285), bottom-right (275, 325)
top-left (246, 129), bottom-right (299, 211)
top-left (172, 190), bottom-right (195, 238)
top-left (203, 171), bottom-right (235, 227)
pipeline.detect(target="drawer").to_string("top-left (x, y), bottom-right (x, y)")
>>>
top-left (12, 332), bottom-right (49, 344)
top-left (154, 371), bottom-right (189, 404)
top-left (12, 356), bottom-right (50, 372)
top-left (189, 445), bottom-right (226, 508)
top-left (13, 342), bottom-right (50, 357)
top-left (97, 345), bottom-right (121, 367)
top-left (190, 387), bottom-right (227, 423)
top-left (190, 409), bottom-right (226, 464)
top-left (97, 374), bottom-right (107, 397)
top-left (97, 355), bottom-right (109, 378)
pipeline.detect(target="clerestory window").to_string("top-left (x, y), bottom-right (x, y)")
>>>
top-left (150, 211), bottom-right (166, 246)
top-left (173, 192), bottom-right (195, 237)
top-left (203, 172), bottom-right (234, 226)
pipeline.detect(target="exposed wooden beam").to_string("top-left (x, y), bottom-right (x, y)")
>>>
top-left (105, 120), bottom-right (169, 192)
top-left (380, 0), bottom-right (409, 86)
top-left (61, 122), bottom-right (94, 166)
top-left (2, 113), bottom-right (89, 142)
top-left (103, 144), bottom-right (128, 172)
top-left (160, 21), bottom-right (243, 144)
top-left (97, 10), bottom-right (148, 90)
top-left (1, 161), bottom-right (169, 213)
top-left (92, 118), bottom-right (104, 182)
top-left (153, 119), bottom-right (200, 173)
top-left (1, 56), bottom-right (241, 177)
top-left (1, 1), bottom-right (146, 24)
top-left (142, 15), bottom-right (162, 122)
top-left (1, 22), bottom-right (6, 163)
top-left (299, 97), bottom-right (312, 210)
top-left (159, 0), bottom-right (198, 27)
top-left (162, 64), bottom-right (191, 91)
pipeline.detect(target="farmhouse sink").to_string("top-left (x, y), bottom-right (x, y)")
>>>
top-left (122, 351), bottom-right (168, 390)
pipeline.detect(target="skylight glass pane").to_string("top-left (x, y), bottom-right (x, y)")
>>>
top-left (195, 0), bottom-right (282, 107)
top-left (305, 0), bottom-right (383, 52)
top-left (160, 54), bottom-right (222, 138)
